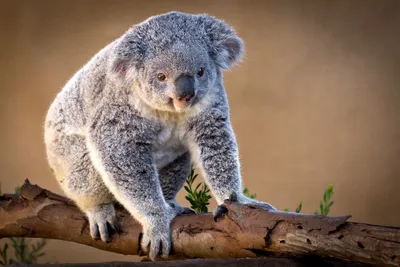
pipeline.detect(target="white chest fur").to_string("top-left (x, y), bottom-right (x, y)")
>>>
top-left (153, 123), bottom-right (187, 170)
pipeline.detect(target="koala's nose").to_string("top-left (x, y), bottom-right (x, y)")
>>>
top-left (174, 75), bottom-right (195, 102)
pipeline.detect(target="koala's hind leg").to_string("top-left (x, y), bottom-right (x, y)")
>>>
top-left (159, 152), bottom-right (194, 214)
top-left (47, 134), bottom-right (117, 242)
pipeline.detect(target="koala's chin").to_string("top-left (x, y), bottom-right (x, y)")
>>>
top-left (172, 97), bottom-right (195, 111)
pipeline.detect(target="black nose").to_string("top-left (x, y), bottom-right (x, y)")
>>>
top-left (174, 75), bottom-right (195, 102)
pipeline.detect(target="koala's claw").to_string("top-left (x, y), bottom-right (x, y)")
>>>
top-left (213, 193), bottom-right (277, 222)
top-left (141, 230), bottom-right (171, 261)
top-left (228, 192), bottom-right (238, 203)
top-left (213, 204), bottom-right (228, 222)
top-left (86, 204), bottom-right (118, 243)
top-left (213, 192), bottom-right (238, 222)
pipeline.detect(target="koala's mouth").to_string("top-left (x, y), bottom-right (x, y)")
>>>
top-left (171, 95), bottom-right (196, 110)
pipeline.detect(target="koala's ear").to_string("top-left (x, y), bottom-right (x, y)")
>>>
top-left (204, 17), bottom-right (244, 70)
top-left (110, 32), bottom-right (146, 78)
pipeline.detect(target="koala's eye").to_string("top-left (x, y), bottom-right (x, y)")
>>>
top-left (157, 73), bottom-right (167, 81)
top-left (197, 68), bottom-right (205, 77)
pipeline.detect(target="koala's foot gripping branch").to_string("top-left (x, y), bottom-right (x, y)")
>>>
top-left (1, 180), bottom-right (400, 266)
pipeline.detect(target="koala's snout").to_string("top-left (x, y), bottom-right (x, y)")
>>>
top-left (173, 75), bottom-right (195, 109)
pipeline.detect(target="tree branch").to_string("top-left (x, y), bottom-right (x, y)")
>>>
top-left (12, 258), bottom-right (380, 267)
top-left (1, 180), bottom-right (399, 267)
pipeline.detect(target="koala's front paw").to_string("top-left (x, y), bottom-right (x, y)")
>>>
top-left (86, 203), bottom-right (118, 243)
top-left (167, 199), bottom-right (195, 215)
top-left (141, 217), bottom-right (172, 261)
top-left (213, 192), bottom-right (276, 222)
top-left (243, 198), bottom-right (276, 211)
top-left (229, 192), bottom-right (276, 211)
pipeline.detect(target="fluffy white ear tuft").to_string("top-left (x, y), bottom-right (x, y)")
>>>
top-left (202, 15), bottom-right (245, 70)
top-left (213, 37), bottom-right (244, 70)
top-left (109, 31), bottom-right (146, 79)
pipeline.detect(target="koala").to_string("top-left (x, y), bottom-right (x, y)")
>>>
top-left (44, 11), bottom-right (276, 260)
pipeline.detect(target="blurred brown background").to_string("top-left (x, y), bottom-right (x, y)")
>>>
top-left (1, 0), bottom-right (400, 263)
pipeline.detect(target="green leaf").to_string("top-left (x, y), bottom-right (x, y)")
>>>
top-left (328, 184), bottom-right (333, 192)
top-left (194, 183), bottom-right (201, 192)
top-left (185, 196), bottom-right (196, 206)
top-left (0, 243), bottom-right (9, 265)
top-left (2, 243), bottom-right (8, 254)
top-left (243, 187), bottom-right (257, 199)
top-left (323, 190), bottom-right (328, 202)
top-left (184, 168), bottom-right (213, 214)
top-left (315, 185), bottom-right (335, 216)
top-left (295, 201), bottom-right (303, 213)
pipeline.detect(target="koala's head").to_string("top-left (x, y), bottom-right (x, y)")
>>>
top-left (111, 12), bottom-right (244, 112)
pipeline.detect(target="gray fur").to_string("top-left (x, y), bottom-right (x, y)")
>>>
top-left (44, 11), bottom-right (275, 261)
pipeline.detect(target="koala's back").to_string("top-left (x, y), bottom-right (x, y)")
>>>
top-left (45, 43), bottom-right (114, 138)
top-left (44, 42), bottom-right (116, 177)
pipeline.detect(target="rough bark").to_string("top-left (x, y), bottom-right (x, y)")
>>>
top-left (10, 258), bottom-right (378, 267)
top-left (1, 180), bottom-right (399, 267)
